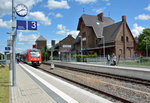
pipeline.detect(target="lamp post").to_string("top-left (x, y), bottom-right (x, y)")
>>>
top-left (51, 40), bottom-right (55, 69)
top-left (101, 36), bottom-right (105, 63)
top-left (12, 0), bottom-right (17, 86)
top-left (97, 22), bottom-right (105, 63)
top-left (6, 32), bottom-right (12, 70)
top-left (144, 37), bottom-right (148, 57)
top-left (79, 35), bottom-right (83, 62)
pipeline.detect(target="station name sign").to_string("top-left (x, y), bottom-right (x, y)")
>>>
top-left (16, 20), bottom-right (37, 31)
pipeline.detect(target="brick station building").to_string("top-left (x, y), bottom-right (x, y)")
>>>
top-left (35, 35), bottom-right (47, 49)
top-left (52, 34), bottom-right (75, 60)
top-left (74, 13), bottom-right (136, 59)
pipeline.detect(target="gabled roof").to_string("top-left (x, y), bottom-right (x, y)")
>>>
top-left (102, 21), bottom-right (122, 44)
top-left (36, 35), bottom-right (46, 42)
top-left (77, 14), bottom-right (114, 38)
top-left (60, 34), bottom-right (75, 44)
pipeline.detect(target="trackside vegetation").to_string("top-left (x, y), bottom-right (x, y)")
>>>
top-left (0, 65), bottom-right (9, 103)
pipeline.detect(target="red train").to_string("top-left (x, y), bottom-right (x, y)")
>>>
top-left (20, 49), bottom-right (42, 66)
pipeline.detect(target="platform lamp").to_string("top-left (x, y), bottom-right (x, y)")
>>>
top-left (96, 22), bottom-right (105, 63)
top-left (79, 35), bottom-right (83, 62)
top-left (6, 32), bottom-right (12, 70)
top-left (51, 40), bottom-right (55, 69)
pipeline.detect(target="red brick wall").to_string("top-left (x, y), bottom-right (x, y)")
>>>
top-left (115, 24), bottom-right (135, 59)
top-left (36, 41), bottom-right (47, 49)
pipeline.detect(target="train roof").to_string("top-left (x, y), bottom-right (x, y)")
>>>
top-left (20, 48), bottom-right (40, 55)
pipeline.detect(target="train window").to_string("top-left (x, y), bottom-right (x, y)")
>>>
top-left (30, 49), bottom-right (40, 58)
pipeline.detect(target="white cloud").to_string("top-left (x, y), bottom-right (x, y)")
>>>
top-left (94, 7), bottom-right (106, 13)
top-left (102, 0), bottom-right (110, 6)
top-left (47, 40), bottom-right (51, 48)
top-left (135, 14), bottom-right (150, 20)
top-left (18, 32), bottom-right (39, 44)
top-left (145, 4), bottom-right (150, 11)
top-left (0, 0), bottom-right (11, 16)
top-left (47, 0), bottom-right (70, 9)
top-left (15, 48), bottom-right (23, 53)
top-left (0, 19), bottom-right (11, 28)
top-left (56, 24), bottom-right (79, 38)
top-left (102, 0), bottom-right (109, 1)
top-left (56, 24), bottom-right (69, 35)
top-left (131, 23), bottom-right (144, 37)
top-left (67, 30), bottom-right (79, 38)
top-left (75, 0), bottom-right (96, 4)
top-left (48, 12), bottom-right (63, 18)
top-left (29, 11), bottom-right (51, 26)
top-left (56, 13), bottom-right (63, 18)
top-left (0, 0), bottom-right (42, 17)
top-left (106, 2), bottom-right (111, 6)
top-left (57, 24), bottom-right (68, 31)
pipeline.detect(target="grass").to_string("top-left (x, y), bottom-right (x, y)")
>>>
top-left (0, 65), bottom-right (9, 103)
top-left (118, 61), bottom-right (150, 67)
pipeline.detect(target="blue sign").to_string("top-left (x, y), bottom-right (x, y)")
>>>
top-left (16, 20), bottom-right (26, 30)
top-left (28, 21), bottom-right (37, 30)
top-left (5, 47), bottom-right (11, 51)
top-left (16, 20), bottom-right (37, 31)
top-left (82, 48), bottom-right (86, 51)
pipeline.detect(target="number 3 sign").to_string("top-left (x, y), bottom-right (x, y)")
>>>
top-left (28, 21), bottom-right (37, 30)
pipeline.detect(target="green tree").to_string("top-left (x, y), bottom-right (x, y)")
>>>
top-left (136, 28), bottom-right (150, 55)
top-left (40, 46), bottom-right (50, 61)
top-left (0, 53), bottom-right (4, 60)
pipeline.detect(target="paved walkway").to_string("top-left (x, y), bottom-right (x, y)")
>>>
top-left (10, 64), bottom-right (56, 103)
top-left (20, 63), bottom-right (112, 103)
top-left (10, 63), bottom-right (112, 103)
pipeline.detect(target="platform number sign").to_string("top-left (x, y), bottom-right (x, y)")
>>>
top-left (16, 20), bottom-right (37, 31)
top-left (28, 21), bottom-right (37, 30)
top-left (17, 20), bottom-right (26, 30)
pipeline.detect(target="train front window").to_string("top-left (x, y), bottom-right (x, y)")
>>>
top-left (30, 50), bottom-right (40, 58)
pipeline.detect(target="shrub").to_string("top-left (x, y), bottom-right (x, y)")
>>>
top-left (75, 53), bottom-right (98, 62)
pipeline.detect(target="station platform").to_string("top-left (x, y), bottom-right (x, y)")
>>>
top-left (10, 63), bottom-right (112, 103)
top-left (10, 64), bottom-right (57, 103)
top-left (53, 61), bottom-right (150, 81)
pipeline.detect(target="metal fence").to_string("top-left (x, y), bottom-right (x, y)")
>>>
top-left (53, 54), bottom-right (150, 68)
top-left (86, 57), bottom-right (150, 68)
top-left (0, 60), bottom-right (6, 65)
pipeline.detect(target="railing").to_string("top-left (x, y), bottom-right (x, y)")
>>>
top-left (86, 57), bottom-right (150, 68)
top-left (53, 55), bottom-right (150, 68)
top-left (86, 57), bottom-right (106, 63)
top-left (0, 60), bottom-right (6, 65)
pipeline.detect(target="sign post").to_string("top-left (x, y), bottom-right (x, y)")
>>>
top-left (12, 0), bottom-right (16, 86)
top-left (51, 40), bottom-right (55, 69)
top-left (12, 2), bottom-right (37, 86)
top-left (11, 2), bottom-right (29, 86)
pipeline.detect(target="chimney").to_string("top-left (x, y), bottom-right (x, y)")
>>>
top-left (98, 13), bottom-right (104, 22)
top-left (122, 15), bottom-right (126, 59)
top-left (122, 15), bottom-right (126, 22)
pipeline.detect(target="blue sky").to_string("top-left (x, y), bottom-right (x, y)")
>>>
top-left (0, 0), bottom-right (150, 53)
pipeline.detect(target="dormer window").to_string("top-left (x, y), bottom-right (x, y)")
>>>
top-left (126, 36), bottom-right (128, 42)
top-left (121, 36), bottom-right (124, 42)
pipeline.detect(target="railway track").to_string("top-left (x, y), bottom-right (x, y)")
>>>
top-left (37, 66), bottom-right (133, 103)
top-left (43, 62), bottom-right (150, 86)
top-left (36, 64), bottom-right (143, 103)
